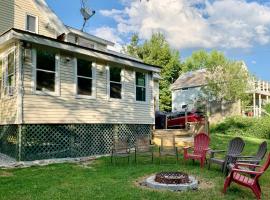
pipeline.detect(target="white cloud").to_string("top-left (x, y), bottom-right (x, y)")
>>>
top-left (100, 0), bottom-right (270, 49)
top-left (252, 60), bottom-right (257, 64)
top-left (90, 26), bottom-right (123, 52)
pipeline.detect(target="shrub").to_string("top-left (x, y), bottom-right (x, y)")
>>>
top-left (211, 116), bottom-right (270, 139)
top-left (263, 103), bottom-right (270, 114)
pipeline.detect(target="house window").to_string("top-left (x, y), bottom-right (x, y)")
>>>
top-left (0, 59), bottom-right (2, 98)
top-left (76, 59), bottom-right (93, 96)
top-left (109, 67), bottom-right (122, 99)
top-left (136, 72), bottom-right (146, 102)
top-left (7, 52), bottom-right (15, 87)
top-left (36, 50), bottom-right (56, 93)
top-left (26, 14), bottom-right (37, 33)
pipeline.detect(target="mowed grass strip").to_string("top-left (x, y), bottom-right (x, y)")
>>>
top-left (0, 134), bottom-right (269, 200)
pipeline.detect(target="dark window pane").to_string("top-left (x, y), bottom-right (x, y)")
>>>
top-left (8, 52), bottom-right (14, 75)
top-left (77, 59), bottom-right (92, 77)
top-left (37, 50), bottom-right (55, 71)
top-left (8, 75), bottom-right (14, 86)
top-left (136, 72), bottom-right (145, 87)
top-left (110, 82), bottom-right (121, 99)
top-left (78, 77), bottom-right (92, 95)
top-left (110, 67), bottom-right (121, 82)
top-left (27, 15), bottom-right (36, 32)
top-left (136, 87), bottom-right (146, 101)
top-left (36, 71), bottom-right (55, 92)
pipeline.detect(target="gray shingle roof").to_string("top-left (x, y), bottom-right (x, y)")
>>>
top-left (171, 69), bottom-right (207, 90)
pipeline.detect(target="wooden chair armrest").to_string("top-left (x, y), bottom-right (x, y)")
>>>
top-left (210, 150), bottom-right (226, 153)
top-left (235, 162), bottom-right (261, 168)
top-left (183, 146), bottom-right (192, 150)
top-left (231, 168), bottom-right (262, 175)
top-left (209, 149), bottom-right (225, 157)
top-left (235, 155), bottom-right (254, 159)
top-left (237, 159), bottom-right (261, 163)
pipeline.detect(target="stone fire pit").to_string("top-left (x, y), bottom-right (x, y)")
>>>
top-left (144, 172), bottom-right (198, 191)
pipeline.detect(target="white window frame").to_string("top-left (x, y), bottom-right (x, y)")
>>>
top-left (25, 13), bottom-right (39, 34)
top-left (135, 71), bottom-right (148, 103)
top-left (0, 55), bottom-right (3, 99)
top-left (1, 47), bottom-right (16, 98)
top-left (6, 52), bottom-right (15, 87)
top-left (32, 49), bottom-right (60, 96)
top-left (106, 65), bottom-right (124, 101)
top-left (74, 58), bottom-right (96, 99)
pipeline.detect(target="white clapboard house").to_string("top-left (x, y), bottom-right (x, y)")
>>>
top-left (0, 0), bottom-right (160, 161)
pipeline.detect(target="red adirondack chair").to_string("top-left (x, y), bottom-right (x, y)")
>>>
top-left (183, 133), bottom-right (210, 168)
top-left (223, 153), bottom-right (270, 200)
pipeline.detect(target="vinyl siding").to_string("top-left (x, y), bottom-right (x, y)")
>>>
top-left (0, 43), bottom-right (19, 125)
top-left (14, 0), bottom-right (56, 38)
top-left (22, 46), bottom-right (155, 124)
top-left (0, 0), bottom-right (14, 34)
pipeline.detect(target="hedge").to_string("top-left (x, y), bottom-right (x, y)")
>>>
top-left (211, 116), bottom-right (270, 139)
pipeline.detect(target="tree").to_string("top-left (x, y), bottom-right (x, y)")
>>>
top-left (181, 50), bottom-right (227, 73)
top-left (205, 61), bottom-right (250, 102)
top-left (124, 33), bottom-right (181, 111)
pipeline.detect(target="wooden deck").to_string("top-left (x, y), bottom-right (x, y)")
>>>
top-left (153, 129), bottom-right (194, 147)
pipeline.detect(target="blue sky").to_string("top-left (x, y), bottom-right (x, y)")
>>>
top-left (47, 0), bottom-right (270, 81)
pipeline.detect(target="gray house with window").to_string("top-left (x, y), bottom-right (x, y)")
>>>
top-left (0, 0), bottom-right (160, 161)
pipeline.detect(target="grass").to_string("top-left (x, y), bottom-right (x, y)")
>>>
top-left (0, 134), bottom-right (269, 200)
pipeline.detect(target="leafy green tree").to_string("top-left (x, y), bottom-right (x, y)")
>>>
top-left (181, 50), bottom-right (227, 72)
top-left (182, 50), bottom-right (250, 102)
top-left (206, 61), bottom-right (250, 102)
top-left (124, 33), bottom-right (181, 111)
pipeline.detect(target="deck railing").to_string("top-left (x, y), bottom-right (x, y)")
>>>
top-left (250, 79), bottom-right (270, 94)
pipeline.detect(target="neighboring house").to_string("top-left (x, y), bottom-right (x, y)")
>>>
top-left (0, 0), bottom-right (160, 161)
top-left (171, 69), bottom-right (207, 113)
top-left (171, 68), bottom-right (270, 122)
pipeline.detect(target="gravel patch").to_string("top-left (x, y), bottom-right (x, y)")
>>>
top-left (0, 153), bottom-right (107, 169)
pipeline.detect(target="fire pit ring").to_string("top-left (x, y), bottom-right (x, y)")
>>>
top-left (155, 172), bottom-right (190, 184)
top-left (144, 171), bottom-right (198, 191)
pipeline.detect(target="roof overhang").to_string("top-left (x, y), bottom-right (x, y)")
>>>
top-left (67, 26), bottom-right (114, 46)
top-left (0, 29), bottom-right (161, 73)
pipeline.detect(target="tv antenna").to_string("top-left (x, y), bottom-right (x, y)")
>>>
top-left (80, 0), bottom-right (95, 32)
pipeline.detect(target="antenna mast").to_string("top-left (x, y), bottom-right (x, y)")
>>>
top-left (80, 0), bottom-right (96, 32)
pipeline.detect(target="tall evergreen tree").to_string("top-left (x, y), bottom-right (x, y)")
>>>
top-left (124, 33), bottom-right (181, 111)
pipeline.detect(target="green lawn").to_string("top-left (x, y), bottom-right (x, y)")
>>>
top-left (0, 134), bottom-right (269, 200)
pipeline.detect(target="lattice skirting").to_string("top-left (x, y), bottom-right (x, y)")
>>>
top-left (0, 124), bottom-right (152, 161)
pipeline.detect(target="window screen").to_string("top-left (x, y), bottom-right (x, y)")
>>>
top-left (109, 67), bottom-right (122, 99)
top-left (36, 50), bottom-right (56, 92)
top-left (136, 72), bottom-right (146, 101)
top-left (77, 59), bottom-right (93, 96)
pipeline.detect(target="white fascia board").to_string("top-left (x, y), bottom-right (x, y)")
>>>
top-left (6, 30), bottom-right (160, 73)
top-left (34, 0), bottom-right (69, 35)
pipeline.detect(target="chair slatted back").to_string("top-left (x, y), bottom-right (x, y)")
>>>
top-left (255, 141), bottom-right (268, 161)
top-left (194, 133), bottom-right (210, 155)
top-left (136, 135), bottom-right (150, 153)
top-left (160, 134), bottom-right (176, 152)
top-left (227, 137), bottom-right (245, 155)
